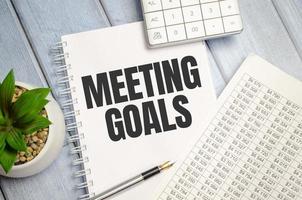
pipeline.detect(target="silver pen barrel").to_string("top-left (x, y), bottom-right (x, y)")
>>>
top-left (91, 174), bottom-right (144, 200)
top-left (90, 161), bottom-right (174, 200)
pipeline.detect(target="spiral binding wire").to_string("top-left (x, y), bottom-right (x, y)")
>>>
top-left (52, 41), bottom-right (93, 200)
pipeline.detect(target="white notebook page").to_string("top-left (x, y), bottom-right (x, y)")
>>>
top-left (61, 22), bottom-right (216, 199)
top-left (154, 55), bottom-right (302, 200)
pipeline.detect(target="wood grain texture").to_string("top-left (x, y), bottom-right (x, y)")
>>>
top-left (272, 0), bottom-right (302, 59)
top-left (207, 0), bottom-right (302, 83)
top-left (100, 0), bottom-right (226, 95)
top-left (0, 146), bottom-right (80, 200)
top-left (12, 0), bottom-right (110, 100)
top-left (205, 44), bottom-right (226, 95)
top-left (0, 0), bottom-right (90, 199)
top-left (100, 0), bottom-right (143, 24)
top-left (0, 0), bottom-right (45, 87)
top-left (0, 192), bottom-right (4, 200)
top-left (0, 191), bottom-right (4, 200)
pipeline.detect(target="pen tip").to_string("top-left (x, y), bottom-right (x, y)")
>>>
top-left (159, 161), bottom-right (175, 171)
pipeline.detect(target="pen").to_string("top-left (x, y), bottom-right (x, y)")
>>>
top-left (90, 161), bottom-right (175, 200)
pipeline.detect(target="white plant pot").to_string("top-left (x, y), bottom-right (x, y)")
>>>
top-left (0, 82), bottom-right (66, 178)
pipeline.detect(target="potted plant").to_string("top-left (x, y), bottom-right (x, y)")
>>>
top-left (0, 70), bottom-right (65, 177)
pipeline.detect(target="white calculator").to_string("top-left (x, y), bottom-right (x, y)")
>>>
top-left (141, 0), bottom-right (243, 48)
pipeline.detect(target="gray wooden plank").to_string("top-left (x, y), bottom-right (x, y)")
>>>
top-left (272, 0), bottom-right (302, 59)
top-left (11, 0), bottom-right (110, 100)
top-left (0, 188), bottom-right (4, 200)
top-left (207, 0), bottom-right (302, 82)
top-left (100, 0), bottom-right (226, 95)
top-left (0, 0), bottom-right (45, 87)
top-left (101, 0), bottom-right (143, 24)
top-left (1, 146), bottom-right (78, 200)
top-left (0, 0), bottom-right (85, 199)
top-left (206, 45), bottom-right (226, 95)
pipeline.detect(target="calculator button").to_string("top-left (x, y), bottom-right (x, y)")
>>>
top-left (142, 0), bottom-right (162, 13)
top-left (164, 8), bottom-right (184, 26)
top-left (161, 0), bottom-right (181, 9)
top-left (182, 5), bottom-right (203, 23)
top-left (204, 18), bottom-right (224, 35)
top-left (185, 21), bottom-right (205, 39)
top-left (181, 0), bottom-right (200, 6)
top-left (145, 11), bottom-right (165, 29)
top-left (223, 15), bottom-right (243, 32)
top-left (220, 0), bottom-right (240, 16)
top-left (201, 2), bottom-right (221, 19)
top-left (166, 24), bottom-right (187, 42)
top-left (147, 28), bottom-right (168, 45)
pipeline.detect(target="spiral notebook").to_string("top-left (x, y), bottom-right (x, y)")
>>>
top-left (54, 22), bottom-right (216, 200)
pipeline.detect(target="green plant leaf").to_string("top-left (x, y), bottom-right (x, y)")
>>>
top-left (0, 82), bottom-right (4, 126)
top-left (15, 99), bottom-right (49, 125)
top-left (17, 115), bottom-right (51, 134)
top-left (0, 146), bottom-right (17, 173)
top-left (0, 143), bottom-right (5, 156)
top-left (0, 70), bottom-right (15, 115)
top-left (6, 128), bottom-right (26, 151)
top-left (12, 88), bottom-right (50, 121)
top-left (0, 110), bottom-right (5, 125)
top-left (0, 131), bottom-right (8, 148)
top-left (0, 132), bottom-right (6, 156)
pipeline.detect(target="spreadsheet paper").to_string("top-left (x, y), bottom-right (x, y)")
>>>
top-left (153, 55), bottom-right (302, 200)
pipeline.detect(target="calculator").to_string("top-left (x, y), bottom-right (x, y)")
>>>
top-left (141, 0), bottom-right (243, 48)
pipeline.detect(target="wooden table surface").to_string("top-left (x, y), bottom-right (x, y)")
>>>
top-left (0, 0), bottom-right (301, 199)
